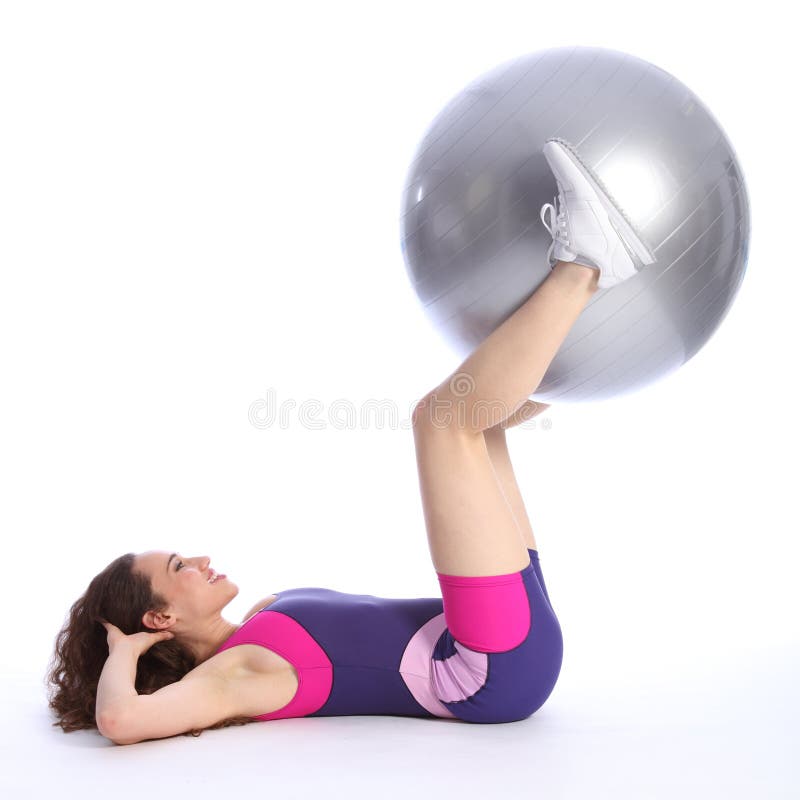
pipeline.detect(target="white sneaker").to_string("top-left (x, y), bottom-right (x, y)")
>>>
top-left (539, 137), bottom-right (657, 289)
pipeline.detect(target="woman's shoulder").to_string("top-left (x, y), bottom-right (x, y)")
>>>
top-left (196, 644), bottom-right (298, 719)
top-left (216, 595), bottom-right (287, 677)
top-left (241, 594), bottom-right (279, 624)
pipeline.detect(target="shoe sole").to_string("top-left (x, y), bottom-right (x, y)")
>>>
top-left (545, 137), bottom-right (657, 266)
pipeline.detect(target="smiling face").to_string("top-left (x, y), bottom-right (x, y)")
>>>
top-left (133, 550), bottom-right (240, 634)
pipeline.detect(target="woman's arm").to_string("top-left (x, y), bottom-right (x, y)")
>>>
top-left (95, 642), bottom-right (140, 727)
top-left (94, 634), bottom-right (249, 745)
top-left (97, 664), bottom-right (249, 745)
top-left (94, 619), bottom-right (285, 745)
top-left (95, 621), bottom-right (173, 731)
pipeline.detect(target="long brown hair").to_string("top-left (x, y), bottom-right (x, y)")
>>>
top-left (45, 552), bottom-right (254, 738)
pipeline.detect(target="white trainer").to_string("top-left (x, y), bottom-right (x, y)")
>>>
top-left (539, 137), bottom-right (657, 290)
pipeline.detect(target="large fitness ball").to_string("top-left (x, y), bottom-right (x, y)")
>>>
top-left (398, 46), bottom-right (751, 403)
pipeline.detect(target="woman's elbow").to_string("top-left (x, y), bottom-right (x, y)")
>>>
top-left (97, 711), bottom-right (138, 745)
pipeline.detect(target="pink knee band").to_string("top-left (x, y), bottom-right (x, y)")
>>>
top-left (436, 570), bottom-right (531, 653)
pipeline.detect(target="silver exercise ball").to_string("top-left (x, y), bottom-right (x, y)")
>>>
top-left (398, 46), bottom-right (750, 403)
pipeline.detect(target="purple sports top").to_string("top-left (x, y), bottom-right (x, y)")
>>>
top-left (215, 587), bottom-right (455, 720)
top-left (214, 551), bottom-right (563, 724)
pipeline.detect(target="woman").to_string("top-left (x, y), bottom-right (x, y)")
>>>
top-left (46, 138), bottom-right (655, 744)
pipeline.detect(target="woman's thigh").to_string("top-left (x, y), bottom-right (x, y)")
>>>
top-left (412, 414), bottom-right (531, 577)
top-left (431, 549), bottom-right (563, 723)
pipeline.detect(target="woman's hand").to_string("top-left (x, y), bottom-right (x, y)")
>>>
top-left (98, 619), bottom-right (174, 657)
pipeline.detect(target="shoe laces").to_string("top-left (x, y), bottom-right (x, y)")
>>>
top-left (540, 185), bottom-right (570, 264)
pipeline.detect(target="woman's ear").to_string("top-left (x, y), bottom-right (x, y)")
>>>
top-left (141, 609), bottom-right (173, 632)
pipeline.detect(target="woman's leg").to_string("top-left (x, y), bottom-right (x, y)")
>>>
top-left (496, 399), bottom-right (551, 431)
top-left (413, 260), bottom-right (596, 577)
top-left (484, 399), bottom-right (551, 553)
top-left (484, 425), bottom-right (539, 552)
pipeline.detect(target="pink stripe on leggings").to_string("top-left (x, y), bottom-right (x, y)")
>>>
top-left (436, 570), bottom-right (531, 653)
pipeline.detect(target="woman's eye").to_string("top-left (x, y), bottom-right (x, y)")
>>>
top-left (175, 560), bottom-right (184, 571)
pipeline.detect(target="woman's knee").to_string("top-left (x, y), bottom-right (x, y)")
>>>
top-left (411, 391), bottom-right (455, 433)
top-left (413, 385), bottom-right (511, 436)
top-left (412, 389), bottom-right (479, 435)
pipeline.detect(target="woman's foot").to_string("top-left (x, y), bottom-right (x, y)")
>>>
top-left (539, 137), bottom-right (657, 290)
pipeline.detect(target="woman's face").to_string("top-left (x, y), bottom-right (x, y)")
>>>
top-left (133, 550), bottom-right (239, 632)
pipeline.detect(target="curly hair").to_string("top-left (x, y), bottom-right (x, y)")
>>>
top-left (45, 552), bottom-right (254, 738)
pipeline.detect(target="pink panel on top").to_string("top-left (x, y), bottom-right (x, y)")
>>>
top-left (436, 570), bottom-right (531, 653)
top-left (215, 610), bottom-right (333, 721)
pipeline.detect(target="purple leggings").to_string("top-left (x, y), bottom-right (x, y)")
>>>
top-left (432, 548), bottom-right (563, 723)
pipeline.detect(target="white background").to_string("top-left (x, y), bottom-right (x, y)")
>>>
top-left (1, 1), bottom-right (797, 797)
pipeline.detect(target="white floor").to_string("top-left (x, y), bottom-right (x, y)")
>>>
top-left (4, 642), bottom-right (797, 800)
